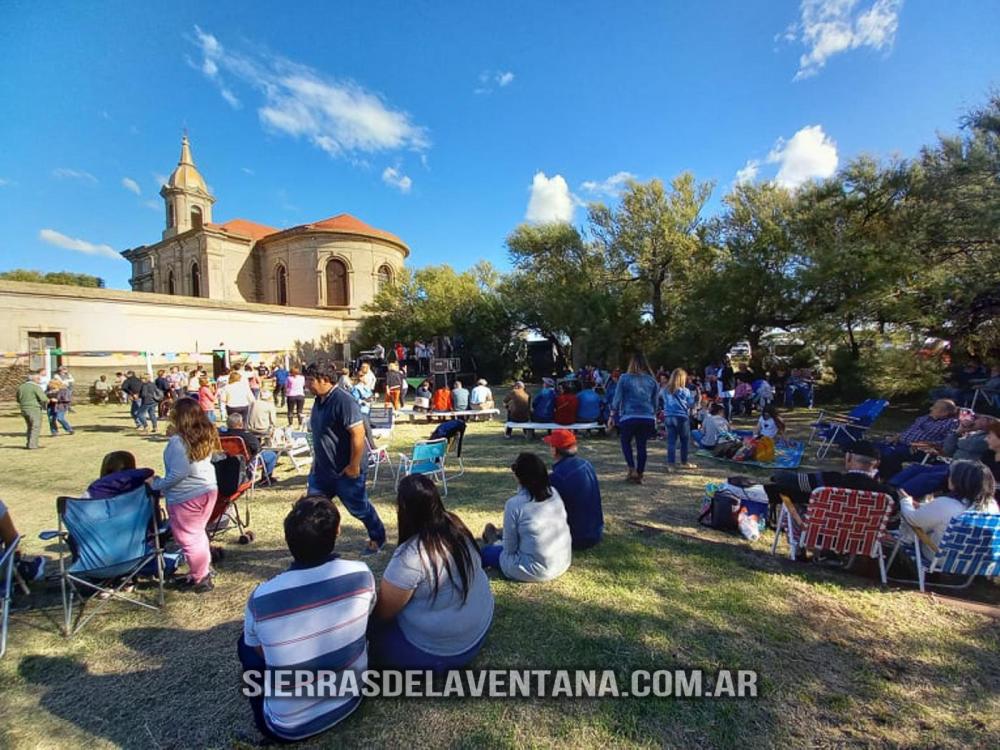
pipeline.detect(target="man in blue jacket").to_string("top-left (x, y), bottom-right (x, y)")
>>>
top-left (545, 429), bottom-right (603, 550)
top-left (531, 377), bottom-right (556, 422)
top-left (575, 385), bottom-right (603, 423)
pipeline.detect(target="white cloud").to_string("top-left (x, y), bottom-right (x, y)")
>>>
top-left (0, 177), bottom-right (11, 187)
top-left (191, 26), bottom-right (428, 159)
top-left (526, 172), bottom-right (575, 224)
top-left (474, 69), bottom-right (515, 94)
top-left (580, 171), bottom-right (636, 198)
top-left (381, 166), bottom-right (412, 193)
top-left (143, 199), bottom-right (160, 211)
top-left (39, 229), bottom-right (122, 260)
top-left (52, 168), bottom-right (97, 183)
top-left (735, 160), bottom-right (760, 185)
top-left (121, 177), bottom-right (141, 195)
top-left (153, 173), bottom-right (168, 189)
top-left (241, 167), bottom-right (255, 175)
top-left (766, 125), bottom-right (838, 188)
top-left (787, 0), bottom-right (903, 80)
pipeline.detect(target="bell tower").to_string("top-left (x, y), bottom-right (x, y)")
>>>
top-left (160, 134), bottom-right (215, 239)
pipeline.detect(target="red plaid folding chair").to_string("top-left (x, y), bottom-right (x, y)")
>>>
top-left (206, 438), bottom-right (258, 544)
top-left (772, 486), bottom-right (895, 584)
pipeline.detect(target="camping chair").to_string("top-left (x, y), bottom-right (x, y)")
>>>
top-left (368, 406), bottom-right (395, 441)
top-left (285, 431), bottom-right (314, 473)
top-left (38, 486), bottom-right (174, 637)
top-left (366, 437), bottom-right (394, 489)
top-left (397, 438), bottom-right (449, 495)
top-left (207, 450), bottom-right (256, 544)
top-left (771, 486), bottom-right (895, 584)
top-left (430, 420), bottom-right (466, 480)
top-left (808, 399), bottom-right (889, 459)
top-left (970, 387), bottom-right (999, 413)
top-left (1, 534), bottom-right (21, 658)
top-left (220, 436), bottom-right (267, 494)
top-left (885, 512), bottom-right (1000, 592)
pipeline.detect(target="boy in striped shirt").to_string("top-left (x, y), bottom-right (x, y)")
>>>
top-left (238, 496), bottom-right (376, 742)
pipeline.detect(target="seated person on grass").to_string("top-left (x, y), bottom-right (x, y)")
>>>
top-left (93, 375), bottom-right (111, 404)
top-left (480, 453), bottom-right (572, 582)
top-left (221, 413), bottom-right (278, 484)
top-left (238, 496), bottom-right (376, 743)
top-left (370, 475), bottom-right (494, 672)
top-left (503, 381), bottom-right (531, 438)
top-left (531, 377), bottom-right (557, 422)
top-left (469, 379), bottom-right (494, 411)
top-left (755, 404), bottom-right (786, 440)
top-left (897, 459), bottom-right (998, 560)
top-left (763, 440), bottom-right (898, 517)
top-left (874, 399), bottom-right (960, 480)
top-left (700, 403), bottom-right (732, 448)
top-left (84, 451), bottom-right (153, 499)
top-left (554, 383), bottom-right (578, 426)
top-left (575, 385), bottom-right (603, 424)
top-left (889, 414), bottom-right (996, 498)
top-left (545, 429), bottom-right (603, 550)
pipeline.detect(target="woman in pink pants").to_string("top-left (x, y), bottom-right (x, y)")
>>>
top-left (150, 398), bottom-right (220, 593)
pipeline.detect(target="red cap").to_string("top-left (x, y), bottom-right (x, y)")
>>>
top-left (543, 429), bottom-right (577, 450)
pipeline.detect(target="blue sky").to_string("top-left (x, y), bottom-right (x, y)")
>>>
top-left (1, 0), bottom-right (998, 289)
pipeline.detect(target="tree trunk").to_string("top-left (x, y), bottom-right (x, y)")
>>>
top-left (845, 314), bottom-right (860, 360)
top-left (650, 277), bottom-right (665, 326)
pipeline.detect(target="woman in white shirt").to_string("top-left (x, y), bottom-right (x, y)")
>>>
top-left (754, 404), bottom-right (785, 439)
top-left (899, 459), bottom-right (998, 559)
top-left (223, 369), bottom-right (255, 424)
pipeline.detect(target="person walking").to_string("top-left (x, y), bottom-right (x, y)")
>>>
top-left (17, 370), bottom-right (48, 449)
top-left (137, 373), bottom-right (164, 433)
top-left (46, 377), bottom-right (75, 436)
top-left (661, 368), bottom-right (696, 472)
top-left (610, 353), bottom-right (659, 484)
top-left (285, 367), bottom-right (306, 427)
top-left (304, 361), bottom-right (386, 555)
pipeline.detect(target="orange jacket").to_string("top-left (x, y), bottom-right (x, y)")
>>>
top-left (431, 388), bottom-right (454, 412)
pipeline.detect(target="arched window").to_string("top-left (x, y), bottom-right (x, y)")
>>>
top-left (167, 203), bottom-right (174, 228)
top-left (190, 262), bottom-right (201, 297)
top-left (377, 264), bottom-right (393, 291)
top-left (275, 263), bottom-right (288, 306)
top-left (190, 205), bottom-right (203, 230)
top-left (167, 269), bottom-right (176, 295)
top-left (325, 258), bottom-right (349, 307)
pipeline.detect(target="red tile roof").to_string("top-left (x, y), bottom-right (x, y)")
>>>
top-left (299, 213), bottom-right (407, 251)
top-left (207, 219), bottom-right (278, 241)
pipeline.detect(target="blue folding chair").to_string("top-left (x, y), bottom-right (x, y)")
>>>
top-left (808, 398), bottom-right (889, 459)
top-left (886, 511), bottom-right (1000, 592)
top-left (397, 438), bottom-right (449, 495)
top-left (1, 534), bottom-right (22, 658)
top-left (40, 485), bottom-right (176, 637)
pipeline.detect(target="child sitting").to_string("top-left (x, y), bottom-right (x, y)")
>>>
top-left (84, 451), bottom-right (153, 499)
top-left (700, 403), bottom-right (732, 448)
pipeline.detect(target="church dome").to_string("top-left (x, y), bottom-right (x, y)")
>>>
top-left (166, 135), bottom-right (211, 196)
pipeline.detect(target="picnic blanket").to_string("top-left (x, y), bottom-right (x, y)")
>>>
top-left (692, 429), bottom-right (805, 469)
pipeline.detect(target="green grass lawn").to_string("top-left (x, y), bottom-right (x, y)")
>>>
top-left (0, 400), bottom-right (997, 749)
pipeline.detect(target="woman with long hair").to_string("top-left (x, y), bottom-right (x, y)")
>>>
top-left (899, 459), bottom-right (998, 559)
top-left (197, 377), bottom-right (218, 423)
top-left (285, 367), bottom-right (306, 426)
top-left (610, 353), bottom-right (659, 483)
top-left (480, 453), bottom-right (572, 582)
top-left (46, 376), bottom-right (74, 435)
top-left (371, 475), bottom-right (494, 670)
top-left (150, 398), bottom-right (220, 592)
top-left (223, 369), bottom-right (255, 425)
top-left (661, 367), bottom-right (696, 472)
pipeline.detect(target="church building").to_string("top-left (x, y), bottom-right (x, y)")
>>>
top-left (122, 135), bottom-right (408, 314)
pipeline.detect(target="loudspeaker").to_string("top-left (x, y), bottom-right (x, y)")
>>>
top-left (430, 358), bottom-right (454, 374)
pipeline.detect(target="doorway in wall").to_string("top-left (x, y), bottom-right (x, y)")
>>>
top-left (27, 332), bottom-right (61, 374)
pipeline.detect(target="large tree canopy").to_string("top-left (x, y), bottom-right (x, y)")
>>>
top-left (0, 269), bottom-right (106, 288)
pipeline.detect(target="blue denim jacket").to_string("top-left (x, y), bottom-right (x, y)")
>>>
top-left (659, 386), bottom-right (694, 419)
top-left (611, 373), bottom-right (658, 420)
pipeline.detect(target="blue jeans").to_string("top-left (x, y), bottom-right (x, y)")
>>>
top-left (721, 396), bottom-right (733, 421)
top-left (368, 617), bottom-right (489, 673)
top-left (875, 442), bottom-right (922, 480)
top-left (308, 469), bottom-right (386, 546)
top-left (619, 418), bottom-right (655, 472)
top-left (129, 399), bottom-right (141, 426)
top-left (137, 403), bottom-right (158, 430)
top-left (48, 410), bottom-right (73, 434)
top-left (481, 542), bottom-right (503, 569)
top-left (664, 416), bottom-right (690, 464)
top-left (889, 462), bottom-right (949, 497)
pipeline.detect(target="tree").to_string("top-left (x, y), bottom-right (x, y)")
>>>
top-left (0, 269), bottom-right (106, 287)
top-left (589, 174), bottom-right (714, 328)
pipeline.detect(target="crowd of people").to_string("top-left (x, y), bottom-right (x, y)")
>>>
top-left (7, 347), bottom-right (1000, 744)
